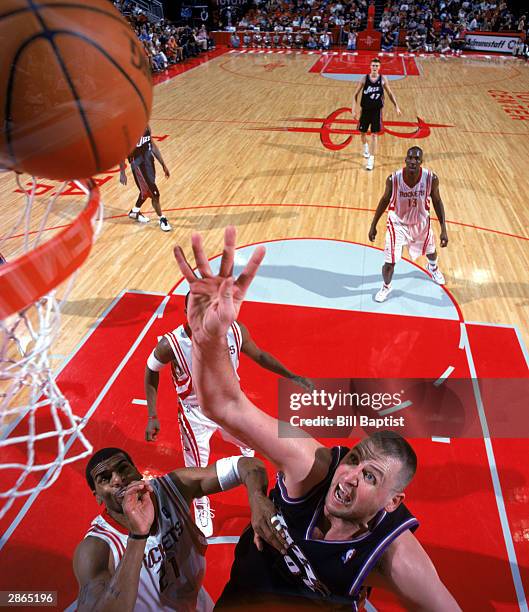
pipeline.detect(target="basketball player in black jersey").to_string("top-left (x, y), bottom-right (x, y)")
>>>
top-left (173, 227), bottom-right (461, 611)
top-left (352, 58), bottom-right (401, 171)
top-left (119, 125), bottom-right (172, 232)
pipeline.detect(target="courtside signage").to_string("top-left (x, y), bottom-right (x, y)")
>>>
top-left (464, 33), bottom-right (522, 54)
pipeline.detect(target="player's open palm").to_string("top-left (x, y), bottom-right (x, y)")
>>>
top-left (174, 227), bottom-right (265, 343)
top-left (122, 481), bottom-right (155, 536)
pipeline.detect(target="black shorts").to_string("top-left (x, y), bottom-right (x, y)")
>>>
top-left (358, 107), bottom-right (383, 134)
top-left (130, 153), bottom-right (158, 199)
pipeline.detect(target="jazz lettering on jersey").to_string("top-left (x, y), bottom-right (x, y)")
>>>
top-left (274, 512), bottom-right (331, 597)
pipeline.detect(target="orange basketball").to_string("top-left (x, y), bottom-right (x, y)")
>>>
top-left (0, 0), bottom-right (153, 180)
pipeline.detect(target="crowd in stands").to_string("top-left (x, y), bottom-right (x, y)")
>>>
top-left (377, 0), bottom-right (526, 55)
top-left (112, 0), bottom-right (214, 73)
top-left (220, 0), bottom-right (527, 57)
top-left (224, 0), bottom-right (368, 49)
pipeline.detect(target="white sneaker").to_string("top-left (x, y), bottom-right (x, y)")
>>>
top-left (159, 216), bottom-right (172, 232)
top-left (363, 145), bottom-right (370, 158)
top-left (429, 266), bottom-right (445, 285)
top-left (194, 497), bottom-right (214, 538)
top-left (366, 155), bottom-right (374, 171)
top-left (129, 210), bottom-right (150, 223)
top-left (375, 284), bottom-right (392, 302)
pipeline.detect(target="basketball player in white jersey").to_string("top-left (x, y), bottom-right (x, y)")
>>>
top-left (369, 146), bottom-right (449, 302)
top-left (352, 57), bottom-right (401, 170)
top-left (145, 293), bottom-right (313, 537)
top-left (74, 447), bottom-right (286, 612)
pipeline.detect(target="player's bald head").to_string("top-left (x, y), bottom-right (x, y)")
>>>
top-left (407, 146), bottom-right (423, 160)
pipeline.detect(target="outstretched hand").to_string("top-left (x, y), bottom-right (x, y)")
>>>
top-left (173, 227), bottom-right (266, 344)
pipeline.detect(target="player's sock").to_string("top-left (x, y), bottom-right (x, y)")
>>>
top-left (363, 143), bottom-right (369, 155)
top-left (132, 206), bottom-right (141, 213)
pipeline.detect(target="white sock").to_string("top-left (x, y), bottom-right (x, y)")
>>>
top-left (428, 258), bottom-right (438, 270)
top-left (363, 143), bottom-right (369, 153)
top-left (132, 206), bottom-right (140, 213)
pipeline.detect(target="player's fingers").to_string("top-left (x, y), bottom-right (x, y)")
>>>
top-left (253, 532), bottom-right (264, 551)
top-left (265, 520), bottom-right (287, 554)
top-left (235, 245), bottom-right (266, 296)
top-left (173, 246), bottom-right (197, 282)
top-left (191, 233), bottom-right (213, 278)
top-left (219, 226), bottom-right (236, 278)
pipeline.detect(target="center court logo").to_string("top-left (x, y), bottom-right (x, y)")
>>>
top-left (251, 107), bottom-right (454, 150)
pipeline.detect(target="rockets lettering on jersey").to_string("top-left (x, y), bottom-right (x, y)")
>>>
top-left (388, 167), bottom-right (433, 226)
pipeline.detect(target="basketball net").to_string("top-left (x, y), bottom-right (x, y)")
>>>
top-left (0, 175), bottom-right (102, 520)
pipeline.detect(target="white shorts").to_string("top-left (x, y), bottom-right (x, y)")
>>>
top-left (178, 402), bottom-right (254, 468)
top-left (384, 216), bottom-right (435, 263)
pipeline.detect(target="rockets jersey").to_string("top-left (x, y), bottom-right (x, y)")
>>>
top-left (128, 127), bottom-right (152, 163)
top-left (85, 475), bottom-right (212, 612)
top-left (164, 322), bottom-right (242, 407)
top-left (361, 75), bottom-right (384, 110)
top-left (388, 167), bottom-right (434, 226)
top-left (217, 446), bottom-right (418, 610)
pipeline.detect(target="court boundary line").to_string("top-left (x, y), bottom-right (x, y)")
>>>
top-left (461, 322), bottom-right (528, 610)
top-left (0, 294), bottom-right (170, 550)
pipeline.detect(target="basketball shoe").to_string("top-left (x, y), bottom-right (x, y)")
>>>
top-left (194, 496), bottom-right (214, 538)
top-left (159, 216), bottom-right (172, 232)
top-left (428, 265), bottom-right (445, 285)
top-left (366, 155), bottom-right (375, 171)
top-left (375, 283), bottom-right (392, 302)
top-left (128, 210), bottom-right (149, 223)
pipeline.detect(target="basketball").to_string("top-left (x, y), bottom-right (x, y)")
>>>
top-left (0, 0), bottom-right (153, 181)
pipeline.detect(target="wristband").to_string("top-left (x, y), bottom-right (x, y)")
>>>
top-left (216, 456), bottom-right (242, 491)
top-left (129, 532), bottom-right (149, 540)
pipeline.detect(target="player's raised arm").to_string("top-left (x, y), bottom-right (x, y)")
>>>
top-left (369, 174), bottom-right (393, 242)
top-left (430, 174), bottom-right (448, 247)
top-left (173, 227), bottom-right (331, 497)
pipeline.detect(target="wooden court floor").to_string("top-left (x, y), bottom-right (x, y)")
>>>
top-left (1, 49), bottom-right (529, 609)
top-left (1, 50), bottom-right (528, 355)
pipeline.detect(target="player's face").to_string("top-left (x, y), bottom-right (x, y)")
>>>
top-left (405, 150), bottom-right (423, 173)
top-left (324, 442), bottom-right (403, 523)
top-left (370, 61), bottom-right (380, 74)
top-left (92, 453), bottom-right (143, 512)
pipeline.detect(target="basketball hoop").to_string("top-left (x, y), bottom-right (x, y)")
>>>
top-left (0, 175), bottom-right (102, 520)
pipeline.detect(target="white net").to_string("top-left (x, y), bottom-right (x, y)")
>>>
top-left (0, 175), bottom-right (103, 520)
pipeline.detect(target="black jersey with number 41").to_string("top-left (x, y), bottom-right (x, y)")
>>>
top-left (361, 75), bottom-right (384, 110)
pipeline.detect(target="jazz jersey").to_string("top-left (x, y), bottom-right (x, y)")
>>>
top-left (128, 127), bottom-right (152, 163)
top-left (361, 75), bottom-right (384, 110)
top-left (217, 446), bottom-right (419, 609)
top-left (164, 323), bottom-right (242, 407)
top-left (85, 475), bottom-right (213, 611)
top-left (388, 167), bottom-right (434, 226)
